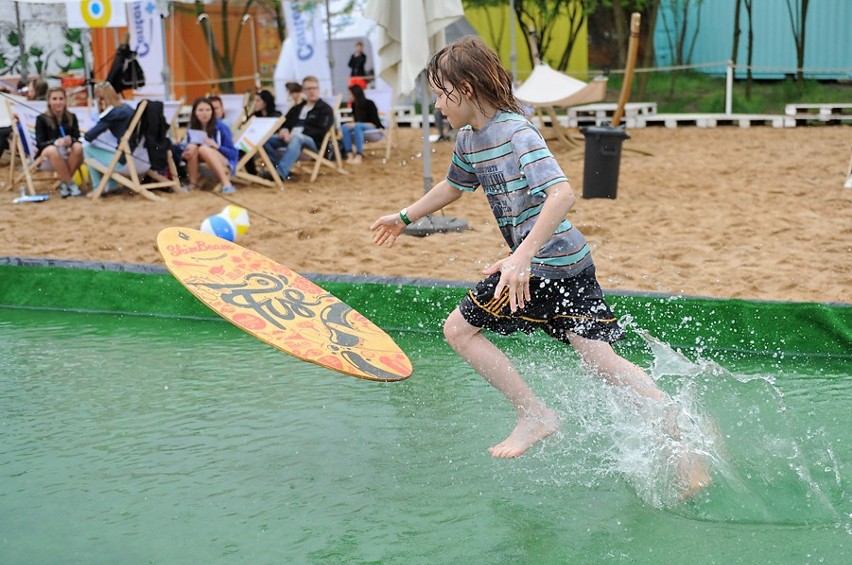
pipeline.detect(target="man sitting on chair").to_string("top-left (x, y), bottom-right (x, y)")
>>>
top-left (263, 75), bottom-right (333, 181)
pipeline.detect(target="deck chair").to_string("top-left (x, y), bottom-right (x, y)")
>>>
top-left (218, 92), bottom-right (252, 134)
top-left (130, 97), bottom-right (184, 142)
top-left (297, 95), bottom-right (347, 182)
top-left (514, 64), bottom-right (607, 149)
top-left (358, 87), bottom-right (395, 162)
top-left (4, 97), bottom-right (59, 195)
top-left (232, 115), bottom-right (286, 189)
top-left (87, 100), bottom-right (180, 201)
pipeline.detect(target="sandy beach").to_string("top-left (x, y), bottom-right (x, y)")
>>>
top-left (1, 124), bottom-right (850, 304)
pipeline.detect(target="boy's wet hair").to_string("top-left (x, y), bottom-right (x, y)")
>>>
top-left (427, 36), bottom-right (523, 117)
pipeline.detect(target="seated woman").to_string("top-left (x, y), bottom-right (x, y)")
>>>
top-left (182, 97), bottom-right (238, 194)
top-left (242, 90), bottom-right (281, 176)
top-left (250, 89), bottom-right (281, 120)
top-left (340, 84), bottom-right (383, 164)
top-left (83, 82), bottom-right (135, 194)
top-left (35, 87), bottom-right (84, 197)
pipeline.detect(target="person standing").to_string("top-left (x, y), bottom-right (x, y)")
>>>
top-left (348, 41), bottom-right (367, 78)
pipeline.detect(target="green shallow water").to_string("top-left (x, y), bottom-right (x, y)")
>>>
top-left (1, 307), bottom-right (849, 564)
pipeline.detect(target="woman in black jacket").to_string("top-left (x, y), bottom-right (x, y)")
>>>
top-left (35, 87), bottom-right (84, 197)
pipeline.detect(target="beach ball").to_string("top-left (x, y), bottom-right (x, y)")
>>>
top-left (200, 214), bottom-right (237, 242)
top-left (220, 205), bottom-right (250, 237)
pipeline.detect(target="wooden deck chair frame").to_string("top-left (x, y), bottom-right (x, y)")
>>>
top-left (87, 100), bottom-right (180, 201)
top-left (131, 96), bottom-right (185, 139)
top-left (297, 95), bottom-right (348, 182)
top-left (216, 92), bottom-right (252, 135)
top-left (165, 98), bottom-right (185, 140)
top-left (231, 115), bottom-right (286, 189)
top-left (534, 78), bottom-right (608, 150)
top-left (5, 99), bottom-right (57, 195)
top-left (360, 88), bottom-right (395, 162)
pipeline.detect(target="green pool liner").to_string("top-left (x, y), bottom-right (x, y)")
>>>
top-left (0, 259), bottom-right (849, 361)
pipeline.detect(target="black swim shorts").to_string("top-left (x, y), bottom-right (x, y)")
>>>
top-left (458, 265), bottom-right (625, 343)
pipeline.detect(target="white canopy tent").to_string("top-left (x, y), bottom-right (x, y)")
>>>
top-left (515, 63), bottom-right (607, 148)
top-left (273, 1), bottom-right (390, 112)
top-left (515, 63), bottom-right (607, 108)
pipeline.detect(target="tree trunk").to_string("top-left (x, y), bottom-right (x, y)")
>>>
top-left (637, 0), bottom-right (660, 100)
top-left (731, 0), bottom-right (742, 77)
top-left (745, 0), bottom-right (753, 99)
top-left (612, 2), bottom-right (628, 69)
top-left (797, 0), bottom-right (809, 88)
top-left (557, 1), bottom-right (585, 71)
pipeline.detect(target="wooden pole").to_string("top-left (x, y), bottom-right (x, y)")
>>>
top-left (612, 12), bottom-right (641, 127)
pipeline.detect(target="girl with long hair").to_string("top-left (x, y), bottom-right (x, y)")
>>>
top-left (340, 84), bottom-right (383, 164)
top-left (182, 98), bottom-right (238, 193)
top-left (35, 87), bottom-right (84, 197)
top-left (83, 82), bottom-right (134, 193)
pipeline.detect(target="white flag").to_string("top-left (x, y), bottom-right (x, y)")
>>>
top-left (66, 0), bottom-right (128, 29)
top-left (128, 1), bottom-right (166, 97)
top-left (274, 0), bottom-right (332, 109)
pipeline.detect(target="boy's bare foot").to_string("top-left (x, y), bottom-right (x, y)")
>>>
top-left (489, 408), bottom-right (559, 458)
top-left (676, 450), bottom-right (712, 500)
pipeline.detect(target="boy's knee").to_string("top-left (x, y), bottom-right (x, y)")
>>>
top-left (443, 311), bottom-right (472, 348)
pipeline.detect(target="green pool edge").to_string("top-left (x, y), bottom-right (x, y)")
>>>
top-left (1, 257), bottom-right (850, 361)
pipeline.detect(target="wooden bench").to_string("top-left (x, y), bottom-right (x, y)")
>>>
top-left (628, 113), bottom-right (796, 129)
top-left (567, 102), bottom-right (657, 127)
top-left (784, 103), bottom-right (852, 124)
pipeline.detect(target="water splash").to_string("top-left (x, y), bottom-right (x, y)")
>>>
top-left (519, 331), bottom-right (847, 525)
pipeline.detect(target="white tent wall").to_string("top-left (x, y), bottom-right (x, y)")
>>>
top-left (1, 2), bottom-right (85, 81)
top-left (273, 1), bottom-right (388, 112)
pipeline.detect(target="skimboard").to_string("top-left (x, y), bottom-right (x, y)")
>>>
top-left (157, 227), bottom-right (412, 382)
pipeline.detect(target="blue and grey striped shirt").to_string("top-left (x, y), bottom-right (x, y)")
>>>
top-left (446, 112), bottom-right (593, 279)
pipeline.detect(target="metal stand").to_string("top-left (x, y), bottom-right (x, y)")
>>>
top-left (405, 214), bottom-right (468, 237)
top-left (405, 72), bottom-right (468, 237)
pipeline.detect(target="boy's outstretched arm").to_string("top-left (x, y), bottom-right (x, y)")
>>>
top-left (370, 180), bottom-right (463, 247)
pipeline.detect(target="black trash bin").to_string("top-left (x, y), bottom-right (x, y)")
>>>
top-left (580, 125), bottom-right (630, 199)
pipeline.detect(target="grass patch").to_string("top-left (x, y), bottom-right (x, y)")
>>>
top-left (600, 70), bottom-right (851, 114)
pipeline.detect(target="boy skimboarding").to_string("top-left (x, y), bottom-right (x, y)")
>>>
top-left (370, 37), bottom-right (709, 496)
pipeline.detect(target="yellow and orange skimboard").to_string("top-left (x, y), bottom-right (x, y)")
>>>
top-left (156, 227), bottom-right (412, 382)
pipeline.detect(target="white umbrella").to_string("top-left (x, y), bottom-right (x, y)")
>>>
top-left (365, 0), bottom-right (464, 99)
top-left (364, 0), bottom-right (467, 235)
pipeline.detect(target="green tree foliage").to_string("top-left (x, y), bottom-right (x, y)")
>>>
top-left (190, 0), bottom-right (287, 92)
top-left (463, 0), bottom-right (596, 72)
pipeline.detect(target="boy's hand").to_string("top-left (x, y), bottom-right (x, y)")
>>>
top-left (485, 255), bottom-right (532, 312)
top-left (370, 214), bottom-right (407, 247)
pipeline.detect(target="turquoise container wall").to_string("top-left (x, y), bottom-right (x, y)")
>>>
top-left (654, 0), bottom-right (852, 79)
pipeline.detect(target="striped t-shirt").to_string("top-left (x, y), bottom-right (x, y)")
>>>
top-left (446, 112), bottom-right (593, 279)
